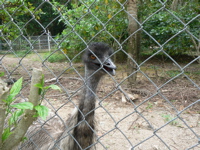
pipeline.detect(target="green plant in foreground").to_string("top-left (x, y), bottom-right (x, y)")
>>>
top-left (34, 75), bottom-right (61, 118)
top-left (2, 76), bottom-right (61, 141)
top-left (35, 75), bottom-right (61, 101)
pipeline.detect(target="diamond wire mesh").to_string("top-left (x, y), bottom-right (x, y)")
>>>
top-left (0, 0), bottom-right (199, 150)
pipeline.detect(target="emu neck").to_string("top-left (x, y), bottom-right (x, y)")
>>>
top-left (79, 68), bottom-right (102, 115)
top-left (72, 69), bottom-right (101, 150)
top-left (85, 69), bottom-right (102, 94)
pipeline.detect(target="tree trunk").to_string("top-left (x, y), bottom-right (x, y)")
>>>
top-left (171, 0), bottom-right (179, 11)
top-left (0, 79), bottom-right (9, 147)
top-left (127, 0), bottom-right (139, 86)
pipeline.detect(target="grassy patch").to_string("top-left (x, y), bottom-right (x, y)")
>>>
top-left (161, 114), bottom-right (178, 126)
top-left (192, 70), bottom-right (200, 75)
top-left (165, 69), bottom-right (200, 80)
top-left (14, 50), bottom-right (31, 57)
top-left (43, 52), bottom-right (67, 63)
top-left (146, 102), bottom-right (153, 110)
top-left (166, 70), bottom-right (182, 78)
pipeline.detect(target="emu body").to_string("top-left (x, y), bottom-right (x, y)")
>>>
top-left (17, 42), bottom-right (116, 150)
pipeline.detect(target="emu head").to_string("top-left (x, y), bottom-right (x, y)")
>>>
top-left (83, 42), bottom-right (116, 76)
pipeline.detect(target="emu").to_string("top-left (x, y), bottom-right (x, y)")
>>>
top-left (18, 42), bottom-right (116, 150)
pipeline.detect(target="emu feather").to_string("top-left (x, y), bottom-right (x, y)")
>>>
top-left (16, 42), bottom-right (116, 150)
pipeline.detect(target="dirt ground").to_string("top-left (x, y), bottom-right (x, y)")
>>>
top-left (1, 54), bottom-right (200, 150)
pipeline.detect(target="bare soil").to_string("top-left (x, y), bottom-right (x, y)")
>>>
top-left (1, 54), bottom-right (200, 150)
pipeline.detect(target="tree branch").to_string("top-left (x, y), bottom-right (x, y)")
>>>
top-left (0, 79), bottom-right (9, 147)
top-left (1, 68), bottom-right (43, 150)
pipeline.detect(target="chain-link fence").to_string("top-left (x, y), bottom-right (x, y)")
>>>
top-left (0, 0), bottom-right (199, 150)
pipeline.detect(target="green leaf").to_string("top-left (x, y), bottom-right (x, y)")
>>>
top-left (22, 136), bottom-right (28, 142)
top-left (34, 83), bottom-right (43, 95)
top-left (0, 72), bottom-right (4, 77)
top-left (9, 109), bottom-right (24, 125)
top-left (5, 78), bottom-right (23, 103)
top-left (34, 105), bottom-right (49, 120)
top-left (35, 74), bottom-right (44, 88)
top-left (48, 85), bottom-right (61, 91)
top-left (33, 114), bottom-right (39, 118)
top-left (2, 128), bottom-right (13, 141)
top-left (5, 95), bottom-right (15, 103)
top-left (10, 77), bottom-right (23, 96)
top-left (34, 83), bottom-right (43, 88)
top-left (11, 102), bottom-right (34, 110)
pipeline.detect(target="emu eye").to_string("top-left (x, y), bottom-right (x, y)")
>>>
top-left (90, 55), bottom-right (96, 60)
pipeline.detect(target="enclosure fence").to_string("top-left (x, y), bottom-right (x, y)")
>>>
top-left (0, 0), bottom-right (199, 150)
top-left (0, 35), bottom-right (58, 52)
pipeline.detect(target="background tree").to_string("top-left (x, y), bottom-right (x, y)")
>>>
top-left (24, 0), bottom-right (67, 36)
top-left (54, 0), bottom-right (128, 60)
top-left (0, 0), bottom-right (42, 40)
top-left (127, 0), bottom-right (139, 85)
top-left (1, 0), bottom-right (199, 66)
top-left (139, 0), bottom-right (199, 60)
top-left (0, 0), bottom-right (66, 38)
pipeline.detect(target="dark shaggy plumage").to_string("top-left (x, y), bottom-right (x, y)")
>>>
top-left (16, 42), bottom-right (116, 150)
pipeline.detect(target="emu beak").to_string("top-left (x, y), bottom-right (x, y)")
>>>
top-left (103, 58), bottom-right (116, 76)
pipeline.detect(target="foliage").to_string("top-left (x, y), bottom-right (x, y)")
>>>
top-left (139, 0), bottom-right (199, 55)
top-left (54, 0), bottom-right (127, 60)
top-left (0, 0), bottom-right (67, 48)
top-left (0, 0), bottom-right (42, 40)
top-left (2, 76), bottom-right (61, 141)
top-left (1, 0), bottom-right (199, 60)
top-left (23, 0), bottom-right (67, 35)
top-left (35, 74), bottom-right (61, 101)
top-left (54, 0), bottom-right (199, 59)
top-left (0, 72), bottom-right (5, 77)
top-left (2, 77), bottom-right (24, 141)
